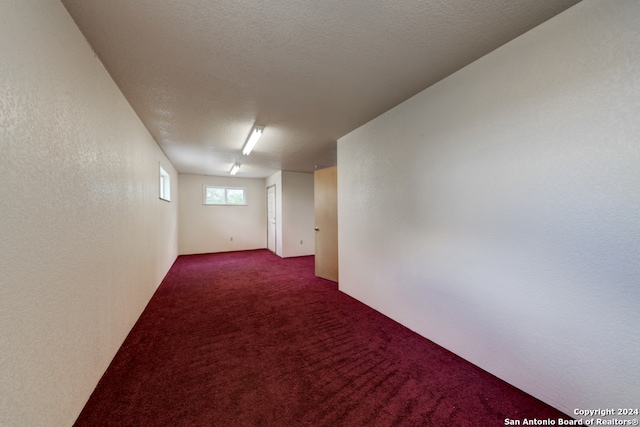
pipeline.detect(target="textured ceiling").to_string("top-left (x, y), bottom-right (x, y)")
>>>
top-left (61, 0), bottom-right (581, 178)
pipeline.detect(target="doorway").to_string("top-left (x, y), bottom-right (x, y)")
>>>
top-left (267, 185), bottom-right (276, 253)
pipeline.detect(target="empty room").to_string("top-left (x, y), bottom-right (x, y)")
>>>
top-left (1, 0), bottom-right (639, 426)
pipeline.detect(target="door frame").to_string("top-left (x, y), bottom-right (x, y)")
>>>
top-left (266, 184), bottom-right (277, 254)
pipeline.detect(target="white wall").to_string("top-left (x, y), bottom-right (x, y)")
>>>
top-left (0, 1), bottom-right (179, 425)
top-left (178, 174), bottom-right (266, 254)
top-left (338, 0), bottom-right (639, 417)
top-left (281, 172), bottom-right (315, 257)
top-left (266, 171), bottom-right (315, 258)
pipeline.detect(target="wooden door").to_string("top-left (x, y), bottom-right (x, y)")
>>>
top-left (314, 166), bottom-right (338, 282)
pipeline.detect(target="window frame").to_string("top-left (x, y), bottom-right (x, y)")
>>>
top-left (203, 185), bottom-right (248, 206)
top-left (159, 164), bottom-right (171, 202)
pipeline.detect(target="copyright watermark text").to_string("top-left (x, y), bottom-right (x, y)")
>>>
top-left (504, 408), bottom-right (639, 426)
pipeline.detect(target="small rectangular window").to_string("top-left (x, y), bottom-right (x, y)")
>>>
top-left (159, 165), bottom-right (171, 201)
top-left (204, 185), bottom-right (247, 205)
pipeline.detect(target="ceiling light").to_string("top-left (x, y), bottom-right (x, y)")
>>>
top-left (242, 125), bottom-right (264, 155)
top-left (229, 163), bottom-right (240, 176)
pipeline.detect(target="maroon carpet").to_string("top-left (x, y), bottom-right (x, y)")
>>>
top-left (74, 249), bottom-right (569, 426)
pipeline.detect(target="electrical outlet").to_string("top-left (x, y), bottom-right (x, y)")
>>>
top-left (230, 237), bottom-right (233, 241)
top-left (300, 240), bottom-right (303, 244)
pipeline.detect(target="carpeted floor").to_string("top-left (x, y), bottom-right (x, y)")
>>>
top-left (74, 249), bottom-right (570, 426)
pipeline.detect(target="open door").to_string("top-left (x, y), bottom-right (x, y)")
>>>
top-left (314, 166), bottom-right (338, 282)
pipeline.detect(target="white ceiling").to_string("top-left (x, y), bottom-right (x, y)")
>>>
top-left (61, 0), bottom-right (581, 178)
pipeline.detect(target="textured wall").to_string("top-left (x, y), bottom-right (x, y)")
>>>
top-left (338, 0), bottom-right (639, 417)
top-left (0, 1), bottom-right (178, 425)
top-left (178, 174), bottom-right (267, 255)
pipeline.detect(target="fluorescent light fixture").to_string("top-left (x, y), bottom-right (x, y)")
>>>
top-left (229, 163), bottom-right (240, 176)
top-left (242, 125), bottom-right (264, 155)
